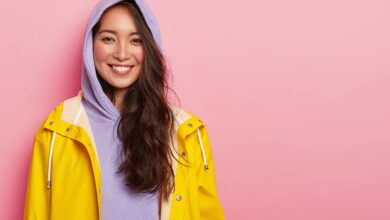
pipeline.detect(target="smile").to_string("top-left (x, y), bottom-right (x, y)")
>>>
top-left (109, 64), bottom-right (133, 75)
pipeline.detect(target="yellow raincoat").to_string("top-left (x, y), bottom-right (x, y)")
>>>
top-left (23, 91), bottom-right (225, 220)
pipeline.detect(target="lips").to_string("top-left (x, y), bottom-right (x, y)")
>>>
top-left (109, 64), bottom-right (133, 75)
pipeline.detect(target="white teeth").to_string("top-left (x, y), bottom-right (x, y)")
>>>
top-left (112, 65), bottom-right (130, 72)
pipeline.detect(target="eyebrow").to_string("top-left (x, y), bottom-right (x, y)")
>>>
top-left (97, 29), bottom-right (140, 36)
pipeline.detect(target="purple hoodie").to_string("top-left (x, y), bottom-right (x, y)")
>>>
top-left (80, 0), bottom-right (163, 219)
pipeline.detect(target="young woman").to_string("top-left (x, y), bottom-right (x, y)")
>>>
top-left (23, 0), bottom-right (225, 219)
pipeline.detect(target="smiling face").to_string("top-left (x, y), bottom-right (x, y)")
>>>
top-left (93, 5), bottom-right (144, 100)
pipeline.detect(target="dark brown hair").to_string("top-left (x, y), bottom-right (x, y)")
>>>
top-left (92, 0), bottom-right (178, 202)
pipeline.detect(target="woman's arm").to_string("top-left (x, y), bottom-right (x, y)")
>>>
top-left (195, 126), bottom-right (226, 220)
top-left (24, 129), bottom-right (50, 220)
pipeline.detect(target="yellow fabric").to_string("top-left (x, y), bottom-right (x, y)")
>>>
top-left (24, 98), bottom-right (225, 220)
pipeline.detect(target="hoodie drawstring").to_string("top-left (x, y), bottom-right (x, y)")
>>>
top-left (174, 116), bottom-right (209, 172)
top-left (47, 104), bottom-right (83, 189)
top-left (46, 132), bottom-right (56, 188)
top-left (196, 128), bottom-right (209, 172)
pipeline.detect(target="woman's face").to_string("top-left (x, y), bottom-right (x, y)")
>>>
top-left (93, 5), bottom-right (144, 95)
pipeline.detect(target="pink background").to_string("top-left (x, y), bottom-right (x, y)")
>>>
top-left (1, 0), bottom-right (389, 219)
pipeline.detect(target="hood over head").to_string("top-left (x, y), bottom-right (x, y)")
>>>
top-left (81, 0), bottom-right (163, 122)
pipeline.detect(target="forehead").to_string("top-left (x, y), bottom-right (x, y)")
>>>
top-left (98, 5), bottom-right (137, 31)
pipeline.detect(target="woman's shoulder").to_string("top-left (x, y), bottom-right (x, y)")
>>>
top-left (40, 91), bottom-right (83, 124)
top-left (169, 105), bottom-right (208, 139)
top-left (35, 92), bottom-right (83, 137)
top-left (169, 105), bottom-right (204, 124)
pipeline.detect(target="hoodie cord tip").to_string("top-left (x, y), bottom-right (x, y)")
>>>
top-left (196, 128), bottom-right (209, 173)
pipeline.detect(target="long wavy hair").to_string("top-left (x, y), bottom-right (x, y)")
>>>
top-left (92, 0), bottom-right (178, 202)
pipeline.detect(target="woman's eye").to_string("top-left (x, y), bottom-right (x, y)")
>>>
top-left (131, 38), bottom-right (143, 44)
top-left (101, 37), bottom-right (114, 43)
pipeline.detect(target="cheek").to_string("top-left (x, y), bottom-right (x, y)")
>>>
top-left (134, 48), bottom-right (145, 64)
top-left (93, 43), bottom-right (109, 63)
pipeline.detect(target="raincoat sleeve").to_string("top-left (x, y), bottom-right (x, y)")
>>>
top-left (24, 127), bottom-right (51, 220)
top-left (196, 126), bottom-right (226, 220)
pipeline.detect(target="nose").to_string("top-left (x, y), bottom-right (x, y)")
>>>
top-left (113, 43), bottom-right (131, 61)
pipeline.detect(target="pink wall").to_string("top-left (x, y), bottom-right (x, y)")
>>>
top-left (1, 0), bottom-right (389, 219)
